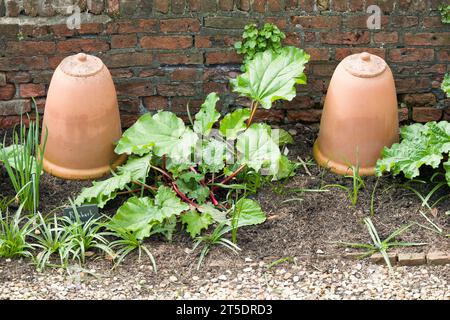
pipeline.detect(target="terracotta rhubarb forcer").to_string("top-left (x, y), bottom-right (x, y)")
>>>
top-left (313, 52), bottom-right (399, 176)
top-left (41, 53), bottom-right (126, 180)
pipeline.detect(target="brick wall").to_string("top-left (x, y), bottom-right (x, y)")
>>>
top-left (0, 0), bottom-right (449, 129)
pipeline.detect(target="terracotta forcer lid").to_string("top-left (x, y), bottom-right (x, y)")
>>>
top-left (60, 53), bottom-right (104, 77)
top-left (343, 52), bottom-right (387, 78)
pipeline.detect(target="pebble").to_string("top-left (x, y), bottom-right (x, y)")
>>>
top-left (169, 276), bottom-right (178, 283)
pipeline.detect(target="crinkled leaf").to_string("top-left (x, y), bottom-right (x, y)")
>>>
top-left (181, 210), bottom-right (213, 238)
top-left (75, 154), bottom-right (152, 208)
top-left (230, 46), bottom-right (310, 109)
top-left (376, 122), bottom-right (450, 184)
top-left (219, 108), bottom-right (251, 140)
top-left (154, 185), bottom-right (190, 220)
top-left (272, 155), bottom-right (298, 180)
top-left (236, 123), bottom-right (281, 173)
top-left (272, 128), bottom-right (294, 146)
top-left (199, 138), bottom-right (227, 173)
top-left (176, 172), bottom-right (210, 204)
top-left (109, 197), bottom-right (157, 239)
top-left (109, 186), bottom-right (189, 240)
top-left (230, 198), bottom-right (266, 227)
top-left (193, 93), bottom-right (221, 136)
top-left (198, 204), bottom-right (228, 224)
top-left (75, 171), bottom-right (132, 208)
top-left (115, 111), bottom-right (198, 161)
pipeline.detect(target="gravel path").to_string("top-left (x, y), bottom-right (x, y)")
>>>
top-left (1, 257), bottom-right (448, 300)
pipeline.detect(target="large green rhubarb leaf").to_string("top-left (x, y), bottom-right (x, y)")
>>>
top-left (376, 121), bottom-right (450, 185)
top-left (236, 123), bottom-right (281, 173)
top-left (115, 111), bottom-right (198, 161)
top-left (231, 198), bottom-right (266, 227)
top-left (219, 108), bottom-right (251, 140)
top-left (109, 186), bottom-right (189, 240)
top-left (180, 210), bottom-right (213, 238)
top-left (75, 154), bottom-right (152, 208)
top-left (193, 93), bottom-right (221, 136)
top-left (230, 46), bottom-right (310, 109)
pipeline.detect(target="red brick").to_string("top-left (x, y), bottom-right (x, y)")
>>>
top-left (203, 81), bottom-right (228, 95)
top-left (19, 84), bottom-right (45, 98)
top-left (6, 41), bottom-right (55, 56)
top-left (320, 31), bottom-right (370, 45)
top-left (170, 68), bottom-right (201, 81)
top-left (398, 108), bottom-right (409, 122)
top-left (18, 25), bottom-right (50, 38)
top-left (389, 48), bottom-right (434, 62)
top-left (110, 69), bottom-right (134, 79)
top-left (291, 16), bottom-right (341, 28)
top-left (282, 96), bottom-right (315, 109)
top-left (283, 32), bottom-right (301, 46)
top-left (111, 34), bottom-right (137, 48)
top-left (264, 17), bottom-right (287, 29)
top-left (121, 114), bottom-right (140, 128)
top-left (188, 0), bottom-right (201, 11)
top-left (171, 97), bottom-right (203, 113)
top-left (57, 39), bottom-right (109, 53)
top-left (287, 109), bottom-right (322, 122)
top-left (253, 109), bottom-right (285, 123)
top-left (139, 69), bottom-right (165, 78)
top-left (344, 15), bottom-right (389, 29)
top-left (160, 18), bottom-right (201, 33)
top-left (107, 0), bottom-right (120, 14)
top-left (412, 108), bottom-right (442, 122)
top-left (237, 0), bottom-right (251, 11)
top-left (395, 78), bottom-right (431, 93)
top-left (143, 96), bottom-right (169, 111)
top-left (219, 0), bottom-right (234, 10)
top-left (285, 0), bottom-right (298, 10)
top-left (195, 35), bottom-right (240, 48)
top-left (157, 83), bottom-right (197, 96)
top-left (305, 48), bottom-right (330, 61)
top-left (77, 23), bottom-right (103, 35)
top-left (0, 84), bottom-right (16, 100)
top-left (397, 0), bottom-right (427, 12)
top-left (206, 50), bottom-right (242, 64)
top-left (268, 0), bottom-right (283, 11)
top-left (391, 16), bottom-right (418, 28)
top-left (437, 49), bottom-right (449, 62)
top-left (298, 0), bottom-right (315, 11)
top-left (374, 32), bottom-right (399, 44)
top-left (423, 16), bottom-right (446, 28)
top-left (140, 36), bottom-right (192, 50)
top-left (157, 52), bottom-right (203, 65)
top-left (118, 98), bottom-right (141, 113)
top-left (403, 93), bottom-right (437, 107)
top-left (172, 0), bottom-right (186, 13)
top-left (107, 19), bottom-right (158, 34)
top-left (348, 0), bottom-right (363, 10)
top-left (50, 24), bottom-right (75, 37)
top-left (313, 64), bottom-right (337, 77)
top-left (404, 33), bottom-right (450, 46)
top-left (253, 0), bottom-right (266, 12)
top-left (333, 0), bottom-right (347, 11)
top-left (335, 48), bottom-right (386, 60)
top-left (0, 99), bottom-right (31, 116)
top-left (154, 0), bottom-right (169, 13)
top-left (103, 52), bottom-right (153, 68)
top-left (116, 81), bottom-right (153, 97)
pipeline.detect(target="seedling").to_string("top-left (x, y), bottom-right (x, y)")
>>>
top-left (337, 217), bottom-right (426, 275)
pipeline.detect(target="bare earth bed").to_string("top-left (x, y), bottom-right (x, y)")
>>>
top-left (0, 124), bottom-right (449, 300)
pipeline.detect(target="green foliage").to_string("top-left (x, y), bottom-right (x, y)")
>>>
top-left (234, 23), bottom-right (286, 71)
top-left (76, 41), bottom-right (309, 249)
top-left (442, 73), bottom-right (450, 97)
top-left (439, 4), bottom-right (450, 23)
top-left (376, 121), bottom-right (450, 186)
top-left (230, 47), bottom-right (310, 110)
top-left (0, 205), bottom-right (35, 258)
top-left (0, 104), bottom-right (47, 213)
top-left (192, 221), bottom-right (241, 270)
top-left (338, 218), bottom-right (426, 275)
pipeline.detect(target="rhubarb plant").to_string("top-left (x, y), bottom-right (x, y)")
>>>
top-left (75, 46), bottom-right (310, 240)
top-left (375, 121), bottom-right (450, 186)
